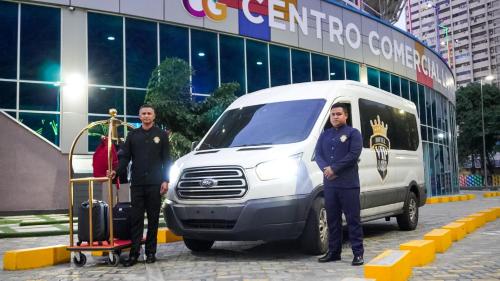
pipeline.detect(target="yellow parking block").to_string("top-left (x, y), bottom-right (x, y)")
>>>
top-left (449, 195), bottom-right (460, 202)
top-left (399, 240), bottom-right (435, 267)
top-left (468, 213), bottom-right (487, 227)
top-left (3, 245), bottom-right (70, 270)
top-left (483, 192), bottom-right (492, 198)
top-left (157, 228), bottom-right (183, 244)
top-left (364, 249), bottom-right (412, 281)
top-left (466, 194), bottom-right (476, 200)
top-left (426, 197), bottom-right (440, 204)
top-left (442, 222), bottom-right (466, 241)
top-left (455, 218), bottom-right (477, 233)
top-left (458, 195), bottom-right (468, 201)
top-left (438, 196), bottom-right (450, 203)
top-left (478, 209), bottom-right (497, 222)
top-left (489, 207), bottom-right (500, 218)
top-left (423, 229), bottom-right (452, 253)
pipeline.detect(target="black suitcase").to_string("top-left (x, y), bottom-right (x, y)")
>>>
top-left (113, 202), bottom-right (132, 239)
top-left (78, 200), bottom-right (109, 244)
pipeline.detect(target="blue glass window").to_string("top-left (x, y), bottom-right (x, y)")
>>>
top-left (19, 112), bottom-right (59, 145)
top-left (220, 35), bottom-right (245, 96)
top-left (246, 39), bottom-right (269, 92)
top-left (88, 87), bottom-right (123, 114)
top-left (160, 24), bottom-right (189, 62)
top-left (0, 1), bottom-right (18, 79)
top-left (425, 87), bottom-right (433, 127)
top-left (270, 44), bottom-right (290, 87)
top-left (126, 89), bottom-right (146, 116)
top-left (88, 13), bottom-right (123, 86)
top-left (192, 95), bottom-right (208, 103)
top-left (20, 83), bottom-right (59, 111)
top-left (88, 115), bottom-right (124, 152)
top-left (380, 71), bottom-right (390, 92)
top-left (311, 54), bottom-right (328, 81)
top-left (291, 49), bottom-right (310, 83)
top-left (418, 84), bottom-right (427, 125)
top-left (410, 81), bottom-right (419, 114)
top-left (345, 61), bottom-right (359, 81)
top-left (329, 57), bottom-right (345, 80)
top-left (400, 78), bottom-right (409, 100)
top-left (126, 18), bottom-right (157, 88)
top-left (0, 81), bottom-right (16, 109)
top-left (390, 74), bottom-right (400, 96)
top-left (191, 30), bottom-right (218, 94)
top-left (20, 4), bottom-right (60, 82)
top-left (367, 67), bottom-right (379, 88)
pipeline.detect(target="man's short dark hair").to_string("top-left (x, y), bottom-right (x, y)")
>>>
top-left (139, 104), bottom-right (155, 113)
top-left (331, 103), bottom-right (349, 115)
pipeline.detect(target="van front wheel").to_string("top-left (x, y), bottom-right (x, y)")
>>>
top-left (299, 197), bottom-right (329, 255)
top-left (183, 238), bottom-right (214, 252)
top-left (397, 191), bottom-right (418, 231)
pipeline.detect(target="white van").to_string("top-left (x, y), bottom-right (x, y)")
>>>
top-left (164, 80), bottom-right (426, 254)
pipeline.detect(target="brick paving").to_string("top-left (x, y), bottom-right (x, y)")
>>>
top-left (0, 191), bottom-right (498, 281)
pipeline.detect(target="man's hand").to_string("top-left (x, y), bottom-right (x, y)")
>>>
top-left (323, 167), bottom-right (336, 180)
top-left (160, 181), bottom-right (169, 195)
top-left (107, 170), bottom-right (116, 179)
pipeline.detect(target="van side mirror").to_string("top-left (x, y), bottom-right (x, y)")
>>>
top-left (191, 141), bottom-right (199, 151)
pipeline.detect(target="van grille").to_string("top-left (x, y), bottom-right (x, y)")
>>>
top-left (181, 219), bottom-right (236, 229)
top-left (176, 167), bottom-right (248, 199)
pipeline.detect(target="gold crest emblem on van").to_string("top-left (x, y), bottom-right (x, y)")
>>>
top-left (370, 115), bottom-right (390, 180)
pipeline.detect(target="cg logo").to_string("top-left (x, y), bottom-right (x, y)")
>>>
top-left (182, 0), bottom-right (227, 21)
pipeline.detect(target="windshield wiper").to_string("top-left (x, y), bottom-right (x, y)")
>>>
top-left (233, 143), bottom-right (273, 147)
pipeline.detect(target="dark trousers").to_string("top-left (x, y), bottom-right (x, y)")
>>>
top-left (129, 184), bottom-right (161, 256)
top-left (324, 187), bottom-right (364, 256)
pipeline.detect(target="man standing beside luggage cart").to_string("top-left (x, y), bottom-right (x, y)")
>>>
top-left (108, 104), bottom-right (170, 267)
top-left (314, 103), bottom-right (364, 266)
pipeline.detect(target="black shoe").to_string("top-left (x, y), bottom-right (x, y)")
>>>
top-left (145, 254), bottom-right (156, 264)
top-left (352, 255), bottom-right (364, 266)
top-left (123, 255), bottom-right (139, 267)
top-left (318, 251), bottom-right (341, 263)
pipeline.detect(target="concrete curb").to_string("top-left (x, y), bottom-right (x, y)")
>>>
top-left (425, 194), bottom-right (476, 204)
top-left (3, 228), bottom-right (181, 270)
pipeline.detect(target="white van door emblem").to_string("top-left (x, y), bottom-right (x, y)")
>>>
top-left (370, 115), bottom-right (390, 180)
top-left (200, 179), bottom-right (216, 188)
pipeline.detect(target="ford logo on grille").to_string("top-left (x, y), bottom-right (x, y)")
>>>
top-left (200, 179), bottom-right (216, 188)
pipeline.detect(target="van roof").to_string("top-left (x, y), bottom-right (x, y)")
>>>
top-left (228, 80), bottom-right (417, 112)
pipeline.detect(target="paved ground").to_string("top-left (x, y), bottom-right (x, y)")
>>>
top-left (0, 191), bottom-right (499, 281)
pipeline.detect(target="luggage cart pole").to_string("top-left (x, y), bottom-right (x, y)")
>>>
top-left (69, 181), bottom-right (74, 247)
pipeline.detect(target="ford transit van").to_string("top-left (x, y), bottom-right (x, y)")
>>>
top-left (164, 81), bottom-right (426, 254)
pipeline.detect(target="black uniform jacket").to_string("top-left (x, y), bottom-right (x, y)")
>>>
top-left (116, 125), bottom-right (170, 186)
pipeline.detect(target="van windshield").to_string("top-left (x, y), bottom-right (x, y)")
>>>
top-left (198, 99), bottom-right (326, 150)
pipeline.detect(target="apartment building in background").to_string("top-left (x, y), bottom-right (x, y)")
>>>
top-left (406, 0), bottom-right (500, 87)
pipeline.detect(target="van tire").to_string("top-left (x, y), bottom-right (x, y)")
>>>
top-left (299, 197), bottom-right (329, 255)
top-left (397, 191), bottom-right (418, 230)
top-left (183, 238), bottom-right (214, 252)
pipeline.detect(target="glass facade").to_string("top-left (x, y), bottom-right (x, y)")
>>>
top-left (0, 1), bottom-right (459, 196)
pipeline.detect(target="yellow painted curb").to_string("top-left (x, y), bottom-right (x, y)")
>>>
top-left (426, 197), bottom-right (440, 204)
top-left (466, 194), bottom-right (476, 200)
top-left (489, 207), bottom-right (500, 218)
top-left (478, 209), bottom-right (496, 222)
top-left (3, 245), bottom-right (70, 270)
top-left (458, 195), bottom-right (468, 201)
top-left (438, 196), bottom-right (450, 203)
top-left (423, 229), bottom-right (452, 253)
top-left (364, 249), bottom-right (412, 281)
top-left (449, 195), bottom-right (460, 202)
top-left (455, 217), bottom-right (477, 233)
top-left (91, 251), bottom-right (109, 257)
top-left (442, 222), bottom-right (466, 241)
top-left (468, 213), bottom-right (487, 227)
top-left (399, 240), bottom-right (435, 267)
top-left (157, 228), bottom-right (183, 244)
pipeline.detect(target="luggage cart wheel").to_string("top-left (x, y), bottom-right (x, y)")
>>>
top-left (73, 252), bottom-right (87, 267)
top-left (107, 252), bottom-right (120, 266)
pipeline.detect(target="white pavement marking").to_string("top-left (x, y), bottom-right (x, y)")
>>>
top-left (144, 261), bottom-right (166, 281)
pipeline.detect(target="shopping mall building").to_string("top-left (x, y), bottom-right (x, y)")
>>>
top-left (0, 0), bottom-right (458, 213)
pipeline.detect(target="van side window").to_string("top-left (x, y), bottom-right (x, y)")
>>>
top-left (358, 99), bottom-right (419, 151)
top-left (323, 103), bottom-right (352, 130)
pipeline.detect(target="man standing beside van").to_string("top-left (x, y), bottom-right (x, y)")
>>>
top-left (315, 103), bottom-right (364, 266)
top-left (108, 104), bottom-right (170, 267)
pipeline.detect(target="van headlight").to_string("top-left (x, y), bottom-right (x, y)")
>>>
top-left (255, 153), bottom-right (302, 181)
top-left (169, 161), bottom-right (181, 183)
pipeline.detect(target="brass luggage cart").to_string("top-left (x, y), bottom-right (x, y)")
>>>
top-left (67, 109), bottom-right (136, 267)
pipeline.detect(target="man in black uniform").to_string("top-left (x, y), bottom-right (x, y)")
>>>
top-left (109, 104), bottom-right (170, 267)
top-left (314, 103), bottom-right (364, 266)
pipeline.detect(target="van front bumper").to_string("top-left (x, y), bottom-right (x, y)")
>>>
top-left (163, 195), bottom-right (310, 241)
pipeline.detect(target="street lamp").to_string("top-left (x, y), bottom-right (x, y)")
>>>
top-left (480, 74), bottom-right (494, 187)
